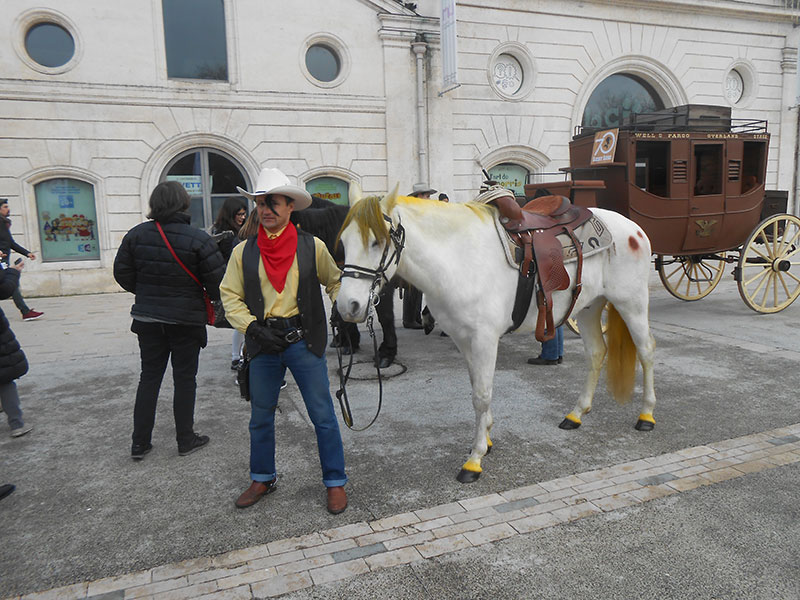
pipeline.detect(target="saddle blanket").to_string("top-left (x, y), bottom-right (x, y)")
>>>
top-left (493, 212), bottom-right (613, 271)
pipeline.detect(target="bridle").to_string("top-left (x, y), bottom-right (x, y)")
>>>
top-left (333, 212), bottom-right (405, 430)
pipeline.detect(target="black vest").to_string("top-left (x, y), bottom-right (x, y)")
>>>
top-left (241, 230), bottom-right (327, 357)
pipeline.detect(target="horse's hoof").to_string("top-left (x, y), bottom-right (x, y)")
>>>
top-left (635, 419), bottom-right (655, 431)
top-left (457, 469), bottom-right (481, 483)
top-left (558, 418), bottom-right (581, 430)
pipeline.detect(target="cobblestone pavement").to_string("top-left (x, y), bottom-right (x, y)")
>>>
top-left (1, 274), bottom-right (800, 599)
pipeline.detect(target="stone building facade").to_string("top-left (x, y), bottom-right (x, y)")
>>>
top-left (0, 0), bottom-right (797, 295)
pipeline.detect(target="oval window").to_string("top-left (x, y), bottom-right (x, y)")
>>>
top-left (25, 22), bottom-right (75, 68)
top-left (305, 44), bottom-right (340, 82)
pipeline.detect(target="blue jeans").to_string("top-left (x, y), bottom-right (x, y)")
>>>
top-left (541, 325), bottom-right (564, 360)
top-left (248, 342), bottom-right (347, 488)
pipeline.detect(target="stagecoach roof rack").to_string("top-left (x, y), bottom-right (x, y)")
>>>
top-left (573, 104), bottom-right (767, 139)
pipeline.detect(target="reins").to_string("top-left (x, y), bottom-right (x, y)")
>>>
top-left (333, 212), bottom-right (405, 431)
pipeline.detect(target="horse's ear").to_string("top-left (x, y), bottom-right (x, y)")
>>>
top-left (382, 183), bottom-right (400, 212)
top-left (349, 181), bottom-right (363, 206)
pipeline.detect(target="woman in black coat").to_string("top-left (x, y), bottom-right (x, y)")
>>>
top-left (114, 181), bottom-right (225, 460)
top-left (0, 260), bottom-right (31, 437)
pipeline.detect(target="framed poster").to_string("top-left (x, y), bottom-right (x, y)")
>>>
top-left (488, 163), bottom-right (529, 197)
top-left (34, 178), bottom-right (100, 262)
top-left (305, 177), bottom-right (349, 206)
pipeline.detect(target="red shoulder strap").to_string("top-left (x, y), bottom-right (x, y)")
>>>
top-left (155, 221), bottom-right (202, 287)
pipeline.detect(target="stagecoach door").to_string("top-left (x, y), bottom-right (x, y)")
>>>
top-left (684, 142), bottom-right (725, 251)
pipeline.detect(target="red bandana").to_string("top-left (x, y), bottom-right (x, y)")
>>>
top-left (256, 222), bottom-right (298, 293)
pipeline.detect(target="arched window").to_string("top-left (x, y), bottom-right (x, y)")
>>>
top-left (488, 163), bottom-right (530, 198)
top-left (305, 176), bottom-right (349, 206)
top-left (161, 149), bottom-right (249, 228)
top-left (34, 178), bottom-right (100, 262)
top-left (581, 74), bottom-right (664, 129)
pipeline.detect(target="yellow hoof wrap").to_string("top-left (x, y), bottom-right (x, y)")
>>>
top-left (565, 413), bottom-right (582, 425)
top-left (486, 436), bottom-right (493, 449)
top-left (638, 413), bottom-right (656, 425)
top-left (462, 459), bottom-right (482, 473)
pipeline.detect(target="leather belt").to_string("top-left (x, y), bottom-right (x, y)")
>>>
top-left (265, 315), bottom-right (303, 330)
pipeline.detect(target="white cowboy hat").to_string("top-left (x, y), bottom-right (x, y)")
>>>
top-left (236, 168), bottom-right (312, 210)
top-left (409, 182), bottom-right (437, 197)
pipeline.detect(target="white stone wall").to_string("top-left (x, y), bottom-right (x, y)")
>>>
top-left (0, 0), bottom-right (796, 295)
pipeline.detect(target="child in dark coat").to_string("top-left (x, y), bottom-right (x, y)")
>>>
top-left (0, 258), bottom-right (31, 437)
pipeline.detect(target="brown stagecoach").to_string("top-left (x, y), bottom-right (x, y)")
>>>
top-left (525, 104), bottom-right (799, 314)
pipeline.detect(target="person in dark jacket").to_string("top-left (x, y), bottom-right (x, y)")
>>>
top-left (211, 197), bottom-right (248, 369)
top-left (0, 199), bottom-right (43, 321)
top-left (114, 181), bottom-right (225, 460)
top-left (0, 257), bottom-right (32, 438)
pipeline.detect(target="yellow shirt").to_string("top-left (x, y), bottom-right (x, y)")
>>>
top-left (219, 226), bottom-right (341, 333)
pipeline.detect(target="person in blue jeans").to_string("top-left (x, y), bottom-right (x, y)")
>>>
top-left (527, 325), bottom-right (563, 365)
top-left (220, 168), bottom-right (347, 515)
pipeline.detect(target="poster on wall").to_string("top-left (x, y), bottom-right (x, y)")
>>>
top-left (488, 163), bottom-right (528, 197)
top-left (34, 178), bottom-right (100, 262)
top-left (305, 177), bottom-right (349, 206)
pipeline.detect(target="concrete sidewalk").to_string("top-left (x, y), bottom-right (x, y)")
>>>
top-left (1, 275), bottom-right (800, 599)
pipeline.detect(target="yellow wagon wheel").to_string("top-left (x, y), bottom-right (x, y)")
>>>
top-left (566, 303), bottom-right (609, 336)
top-left (737, 214), bottom-right (800, 313)
top-left (656, 253), bottom-right (727, 301)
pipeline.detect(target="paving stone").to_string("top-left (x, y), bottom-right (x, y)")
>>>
top-left (671, 465), bottom-right (709, 478)
top-left (523, 499), bottom-right (569, 516)
top-left (151, 581), bottom-right (217, 600)
top-left (410, 516), bottom-right (453, 531)
top-left (124, 576), bottom-right (188, 599)
top-left (251, 572), bottom-right (313, 598)
top-left (448, 506), bottom-right (498, 524)
top-left (383, 530), bottom-right (434, 551)
top-left (308, 558), bottom-right (369, 585)
top-left (593, 492), bottom-right (641, 512)
top-left (665, 475), bottom-right (710, 492)
top-left (499, 483), bottom-right (547, 501)
top-left (676, 445), bottom-right (715, 458)
top-left (572, 478), bottom-right (613, 494)
top-left (302, 538), bottom-right (357, 559)
top-left (732, 459), bottom-right (775, 474)
top-left (212, 544), bottom-right (272, 568)
top-left (509, 512), bottom-right (563, 534)
top-left (549, 502), bottom-right (602, 522)
top-left (318, 522), bottom-right (374, 543)
top-left (193, 585), bottom-right (252, 600)
top-left (643, 452), bottom-right (684, 467)
top-left (215, 567), bottom-right (278, 588)
top-left (413, 502), bottom-right (465, 521)
top-left (766, 451), bottom-right (800, 466)
top-left (187, 565), bottom-right (248, 585)
top-left (415, 534), bottom-right (473, 558)
top-left (629, 484), bottom-right (677, 502)
top-left (431, 519), bottom-right (483, 539)
top-left (275, 554), bottom-right (335, 575)
top-left (463, 523), bottom-right (516, 546)
top-left (365, 546), bottom-right (424, 570)
top-left (494, 496), bottom-right (539, 513)
top-left (637, 472), bottom-right (677, 486)
top-left (478, 509), bottom-right (526, 526)
top-left (537, 474), bottom-right (585, 492)
top-left (353, 528), bottom-right (403, 547)
top-left (699, 467), bottom-right (745, 483)
top-left (331, 542), bottom-right (387, 563)
top-left (369, 511), bottom-right (420, 531)
top-left (266, 533), bottom-right (324, 556)
top-left (532, 487), bottom-right (577, 504)
top-left (87, 571), bottom-right (151, 596)
top-left (22, 582), bottom-right (89, 600)
top-left (246, 550), bottom-right (304, 571)
top-left (458, 493), bottom-right (505, 511)
top-left (152, 557), bottom-right (214, 582)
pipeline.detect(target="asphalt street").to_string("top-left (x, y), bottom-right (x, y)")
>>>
top-left (0, 271), bottom-right (799, 599)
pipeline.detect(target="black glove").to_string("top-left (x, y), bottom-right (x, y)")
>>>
top-left (246, 321), bottom-right (290, 355)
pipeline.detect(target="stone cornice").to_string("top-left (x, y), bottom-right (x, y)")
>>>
top-left (459, 0), bottom-right (797, 24)
top-left (0, 80), bottom-right (386, 113)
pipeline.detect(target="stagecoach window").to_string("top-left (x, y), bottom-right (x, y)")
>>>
top-left (306, 44), bottom-right (340, 83)
top-left (582, 74), bottom-right (664, 129)
top-left (162, 0), bottom-right (228, 80)
top-left (161, 148), bottom-right (249, 228)
top-left (693, 145), bottom-right (723, 196)
top-left (635, 142), bottom-right (670, 197)
top-left (725, 70), bottom-right (744, 104)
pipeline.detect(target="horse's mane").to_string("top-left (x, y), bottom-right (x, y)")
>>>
top-left (386, 194), bottom-right (496, 222)
top-left (336, 196), bottom-right (391, 249)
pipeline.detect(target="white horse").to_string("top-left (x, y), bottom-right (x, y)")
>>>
top-left (335, 189), bottom-right (656, 482)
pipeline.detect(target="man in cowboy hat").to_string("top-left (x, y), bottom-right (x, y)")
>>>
top-left (401, 183), bottom-right (437, 329)
top-left (220, 168), bottom-right (348, 514)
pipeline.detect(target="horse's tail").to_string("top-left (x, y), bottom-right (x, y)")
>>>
top-left (605, 303), bottom-right (636, 405)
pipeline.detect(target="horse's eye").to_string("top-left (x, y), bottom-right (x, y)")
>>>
top-left (371, 240), bottom-right (380, 248)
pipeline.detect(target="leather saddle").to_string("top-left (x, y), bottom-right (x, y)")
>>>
top-left (489, 194), bottom-right (593, 341)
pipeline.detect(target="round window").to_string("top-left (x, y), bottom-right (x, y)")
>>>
top-left (24, 22), bottom-right (75, 68)
top-left (726, 70), bottom-right (744, 104)
top-left (305, 44), bottom-right (340, 83)
top-left (492, 54), bottom-right (524, 95)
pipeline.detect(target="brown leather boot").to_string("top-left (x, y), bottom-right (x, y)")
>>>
top-left (326, 486), bottom-right (347, 514)
top-left (235, 479), bottom-right (277, 508)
